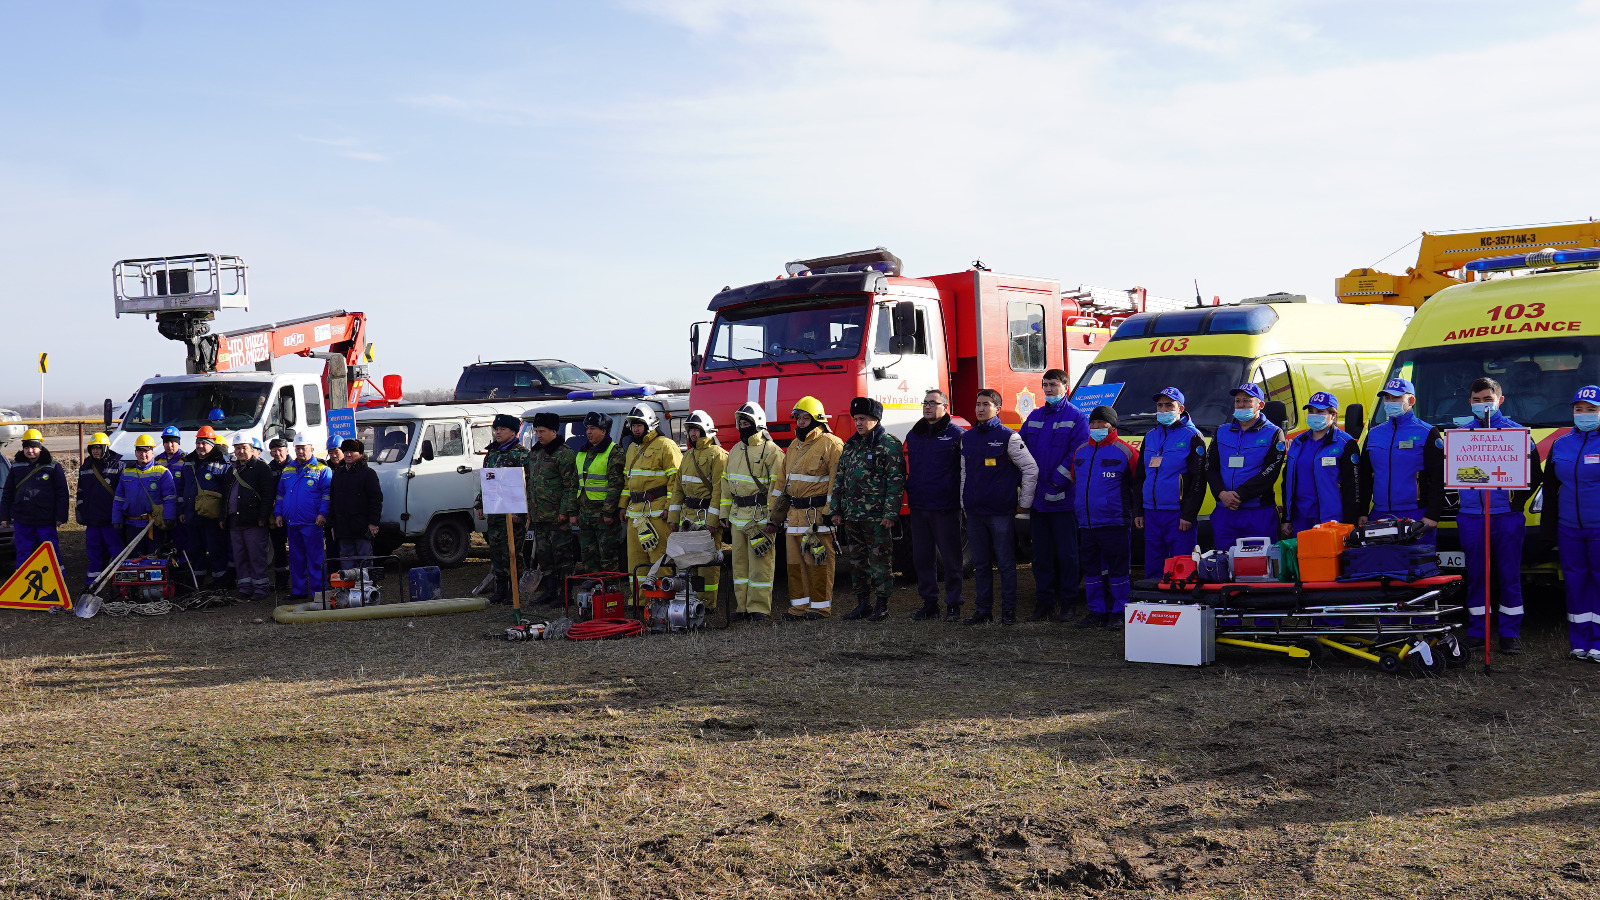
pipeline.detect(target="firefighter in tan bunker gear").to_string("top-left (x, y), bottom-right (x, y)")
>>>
top-left (677, 409), bottom-right (727, 610)
top-left (622, 405), bottom-right (683, 573)
top-left (766, 396), bottom-right (844, 620)
top-left (721, 402), bottom-right (785, 620)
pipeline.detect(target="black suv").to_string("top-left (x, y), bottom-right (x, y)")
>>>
top-left (453, 360), bottom-right (599, 402)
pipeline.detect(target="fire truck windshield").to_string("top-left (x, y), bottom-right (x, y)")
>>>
top-left (704, 296), bottom-right (869, 371)
top-left (1075, 356), bottom-right (1250, 435)
top-left (1375, 336), bottom-right (1600, 430)
top-left (122, 382), bottom-right (273, 431)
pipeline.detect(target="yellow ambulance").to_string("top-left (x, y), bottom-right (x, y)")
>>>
top-left (1372, 249), bottom-right (1600, 571)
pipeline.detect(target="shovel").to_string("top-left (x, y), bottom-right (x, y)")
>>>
top-left (75, 522), bottom-right (152, 618)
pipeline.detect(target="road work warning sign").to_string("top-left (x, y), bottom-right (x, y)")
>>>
top-left (1443, 428), bottom-right (1530, 490)
top-left (0, 542), bottom-right (72, 611)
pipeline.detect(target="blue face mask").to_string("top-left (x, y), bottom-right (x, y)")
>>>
top-left (1306, 414), bottom-right (1331, 431)
top-left (1576, 413), bottom-right (1600, 432)
top-left (1044, 394), bottom-right (1065, 408)
top-left (1383, 401), bottom-right (1405, 418)
top-left (1233, 408), bottom-right (1257, 422)
top-left (1088, 428), bottom-right (1109, 442)
top-left (1470, 401), bottom-right (1496, 419)
top-left (1155, 410), bottom-right (1179, 426)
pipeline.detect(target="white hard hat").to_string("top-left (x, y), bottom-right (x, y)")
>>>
top-left (292, 431), bottom-right (314, 447)
top-left (685, 409), bottom-right (716, 438)
top-left (624, 404), bottom-right (659, 432)
top-left (229, 431), bottom-right (250, 446)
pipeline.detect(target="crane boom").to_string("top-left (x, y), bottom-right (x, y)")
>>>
top-left (1337, 219), bottom-right (1599, 308)
top-left (211, 310), bottom-right (370, 408)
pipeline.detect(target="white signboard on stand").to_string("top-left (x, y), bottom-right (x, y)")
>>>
top-left (1443, 429), bottom-right (1530, 491)
top-left (480, 467), bottom-right (528, 515)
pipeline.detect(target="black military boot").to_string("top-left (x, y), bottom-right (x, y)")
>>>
top-left (962, 609), bottom-right (993, 626)
top-left (488, 575), bottom-right (510, 605)
top-left (911, 602), bottom-right (940, 620)
top-left (868, 597), bottom-right (890, 623)
top-left (842, 597), bottom-right (874, 620)
top-left (944, 605), bottom-right (962, 622)
top-left (1025, 606), bottom-right (1054, 622)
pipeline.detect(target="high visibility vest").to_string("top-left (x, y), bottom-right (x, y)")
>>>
top-left (576, 443), bottom-right (615, 502)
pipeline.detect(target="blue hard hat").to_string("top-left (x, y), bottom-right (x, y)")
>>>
top-left (161, 426), bottom-right (182, 440)
top-left (1574, 385), bottom-right (1600, 404)
top-left (1153, 387), bottom-right (1185, 405)
top-left (1303, 391), bottom-right (1339, 410)
top-left (207, 408), bottom-right (226, 421)
top-left (1380, 377), bottom-right (1415, 397)
top-left (251, 437), bottom-right (263, 450)
top-left (1229, 383), bottom-right (1266, 402)
top-left (327, 435), bottom-right (343, 450)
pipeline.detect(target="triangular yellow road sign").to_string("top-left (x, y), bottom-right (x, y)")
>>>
top-left (0, 542), bottom-right (72, 611)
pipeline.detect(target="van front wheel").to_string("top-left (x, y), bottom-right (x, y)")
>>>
top-left (417, 516), bottom-right (470, 568)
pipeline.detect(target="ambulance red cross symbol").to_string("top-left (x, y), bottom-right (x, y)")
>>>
top-left (1492, 466), bottom-right (1507, 481)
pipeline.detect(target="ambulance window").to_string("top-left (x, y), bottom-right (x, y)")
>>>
top-left (1301, 361), bottom-right (1355, 413)
top-left (1253, 359), bottom-right (1297, 427)
top-left (301, 384), bottom-right (323, 427)
top-left (1008, 302), bottom-right (1047, 372)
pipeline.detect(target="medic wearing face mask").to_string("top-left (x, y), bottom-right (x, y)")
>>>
top-left (1207, 383), bottom-right (1286, 552)
top-left (1539, 385), bottom-right (1600, 663)
top-left (1134, 387), bottom-right (1207, 568)
top-left (1357, 377), bottom-right (1438, 533)
top-left (1280, 391), bottom-right (1361, 537)
top-left (1424, 376), bottom-right (1543, 655)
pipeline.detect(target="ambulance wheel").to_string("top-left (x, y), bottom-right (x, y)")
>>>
top-left (1295, 639), bottom-right (1324, 667)
top-left (1410, 644), bottom-right (1447, 678)
top-left (1377, 651), bottom-right (1403, 675)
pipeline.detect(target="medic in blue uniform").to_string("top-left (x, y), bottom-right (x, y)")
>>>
top-left (1425, 376), bottom-right (1543, 655)
top-left (1020, 368), bottom-right (1090, 621)
top-left (1071, 406), bottom-right (1142, 629)
top-left (1280, 391), bottom-right (1361, 536)
top-left (1539, 385), bottom-right (1600, 663)
top-left (1358, 377), bottom-right (1438, 535)
top-left (1135, 387), bottom-right (1207, 571)
top-left (1207, 383), bottom-right (1286, 552)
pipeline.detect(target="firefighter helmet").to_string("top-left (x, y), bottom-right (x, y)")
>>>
top-left (735, 401), bottom-right (767, 430)
top-left (134, 434), bottom-right (158, 449)
top-left (624, 404), bottom-right (659, 433)
top-left (792, 396), bottom-right (828, 422)
top-left (684, 409), bottom-right (715, 441)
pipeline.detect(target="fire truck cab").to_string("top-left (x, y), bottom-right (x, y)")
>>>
top-left (688, 248), bottom-right (1166, 445)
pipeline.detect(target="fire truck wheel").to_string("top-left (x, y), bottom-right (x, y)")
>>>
top-left (417, 516), bottom-right (470, 568)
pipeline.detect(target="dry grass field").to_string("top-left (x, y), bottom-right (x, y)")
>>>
top-left (2, 528), bottom-right (1597, 899)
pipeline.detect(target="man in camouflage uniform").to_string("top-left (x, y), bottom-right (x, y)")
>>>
top-left (574, 411), bottom-right (625, 574)
top-left (831, 397), bottom-right (906, 622)
top-left (474, 413), bottom-right (530, 604)
top-left (527, 411), bottom-right (579, 604)
top-left (677, 410), bottom-right (727, 611)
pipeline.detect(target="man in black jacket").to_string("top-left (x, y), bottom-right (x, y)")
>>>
top-left (329, 439), bottom-right (383, 560)
top-left (225, 434), bottom-right (278, 599)
top-left (0, 430), bottom-right (70, 575)
top-left (266, 438), bottom-right (291, 590)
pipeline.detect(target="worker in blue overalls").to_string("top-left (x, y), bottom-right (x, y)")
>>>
top-left (1539, 385), bottom-right (1600, 663)
top-left (1280, 391), bottom-right (1361, 536)
top-left (1358, 377), bottom-right (1438, 537)
top-left (1072, 406), bottom-right (1142, 630)
top-left (1135, 387), bottom-right (1207, 573)
top-left (1207, 383), bottom-right (1285, 553)
top-left (274, 432), bottom-right (333, 600)
top-left (1425, 376), bottom-right (1542, 655)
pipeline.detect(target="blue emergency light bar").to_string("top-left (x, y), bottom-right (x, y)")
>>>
top-left (565, 385), bottom-right (657, 400)
top-left (1465, 247), bottom-right (1600, 272)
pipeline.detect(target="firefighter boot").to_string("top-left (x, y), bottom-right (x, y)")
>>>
top-left (842, 596), bottom-right (873, 620)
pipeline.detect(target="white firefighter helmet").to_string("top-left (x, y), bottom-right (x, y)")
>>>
top-left (624, 404), bottom-right (659, 434)
top-left (684, 409), bottom-right (716, 441)
top-left (735, 401), bottom-right (767, 430)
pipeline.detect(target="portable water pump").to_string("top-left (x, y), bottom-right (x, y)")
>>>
top-left (641, 573), bottom-right (706, 634)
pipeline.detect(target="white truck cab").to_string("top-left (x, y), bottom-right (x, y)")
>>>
top-left (109, 372), bottom-right (330, 457)
top-left (355, 401), bottom-right (532, 567)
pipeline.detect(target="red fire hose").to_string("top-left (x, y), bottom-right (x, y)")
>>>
top-left (566, 618), bottom-right (645, 640)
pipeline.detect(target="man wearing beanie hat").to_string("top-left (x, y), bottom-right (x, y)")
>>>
top-left (329, 438), bottom-right (384, 562)
top-left (475, 413), bottom-right (531, 603)
top-left (526, 411), bottom-right (578, 604)
top-left (830, 396), bottom-right (906, 622)
top-left (1070, 405), bottom-right (1142, 629)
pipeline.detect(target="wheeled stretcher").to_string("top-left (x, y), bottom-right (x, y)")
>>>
top-left (1130, 574), bottom-right (1467, 675)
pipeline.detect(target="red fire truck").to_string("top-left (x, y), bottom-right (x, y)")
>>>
top-left (687, 248), bottom-right (1180, 445)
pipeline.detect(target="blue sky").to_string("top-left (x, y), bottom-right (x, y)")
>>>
top-left (2, 0), bottom-right (1597, 403)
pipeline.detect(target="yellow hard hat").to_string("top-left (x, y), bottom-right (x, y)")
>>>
top-left (134, 434), bottom-right (157, 449)
top-left (88, 432), bottom-right (110, 447)
top-left (21, 428), bottom-right (43, 442)
top-left (792, 396), bottom-right (829, 421)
